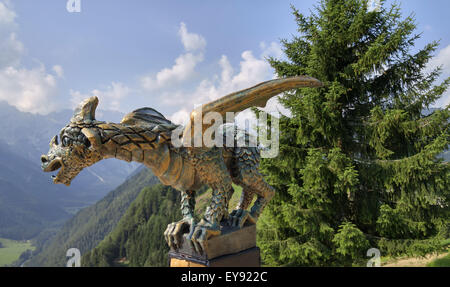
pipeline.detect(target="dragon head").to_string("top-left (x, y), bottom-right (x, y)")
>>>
top-left (41, 96), bottom-right (103, 186)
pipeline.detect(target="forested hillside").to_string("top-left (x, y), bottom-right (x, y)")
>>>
top-left (82, 184), bottom-right (181, 267)
top-left (25, 167), bottom-right (158, 267)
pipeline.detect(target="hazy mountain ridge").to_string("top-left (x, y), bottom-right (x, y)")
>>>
top-left (0, 140), bottom-right (70, 239)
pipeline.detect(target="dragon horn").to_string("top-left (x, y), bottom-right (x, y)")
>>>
top-left (50, 135), bottom-right (58, 147)
top-left (71, 96), bottom-right (99, 123)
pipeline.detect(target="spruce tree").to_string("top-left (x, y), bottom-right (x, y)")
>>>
top-left (257, 0), bottom-right (449, 266)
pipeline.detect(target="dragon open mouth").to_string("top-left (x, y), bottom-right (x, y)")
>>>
top-left (48, 160), bottom-right (62, 172)
top-left (42, 158), bottom-right (68, 185)
top-left (42, 157), bottom-right (62, 172)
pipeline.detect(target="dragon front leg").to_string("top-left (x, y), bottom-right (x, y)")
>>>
top-left (189, 174), bottom-right (234, 254)
top-left (164, 190), bottom-right (196, 250)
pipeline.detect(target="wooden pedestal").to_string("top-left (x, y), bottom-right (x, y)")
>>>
top-left (168, 224), bottom-right (260, 267)
top-left (169, 247), bottom-right (260, 267)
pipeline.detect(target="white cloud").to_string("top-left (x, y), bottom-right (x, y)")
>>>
top-left (427, 44), bottom-right (450, 108)
top-left (170, 108), bottom-right (190, 125)
top-left (226, 50), bottom-right (273, 90)
top-left (179, 22), bottom-right (206, 52)
top-left (69, 90), bottom-right (87, 109)
top-left (0, 1), bottom-right (15, 26)
top-left (260, 41), bottom-right (284, 60)
top-left (440, 93), bottom-right (450, 108)
top-left (141, 52), bottom-right (203, 91)
top-left (0, 65), bottom-right (59, 114)
top-left (170, 43), bottom-right (280, 107)
top-left (70, 82), bottom-right (131, 111)
top-left (0, 1), bottom-right (22, 68)
top-left (428, 44), bottom-right (450, 74)
top-left (140, 22), bottom-right (205, 91)
top-left (0, 32), bottom-right (24, 67)
top-left (0, 2), bottom-right (62, 114)
top-left (52, 65), bottom-right (64, 78)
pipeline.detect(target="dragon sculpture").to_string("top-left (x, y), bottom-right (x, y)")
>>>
top-left (41, 76), bottom-right (322, 253)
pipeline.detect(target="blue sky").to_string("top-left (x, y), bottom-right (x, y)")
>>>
top-left (0, 0), bottom-right (449, 123)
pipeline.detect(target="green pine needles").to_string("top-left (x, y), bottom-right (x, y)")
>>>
top-left (257, 0), bottom-right (449, 266)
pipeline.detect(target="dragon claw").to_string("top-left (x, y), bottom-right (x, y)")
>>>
top-left (164, 218), bottom-right (195, 250)
top-left (229, 209), bottom-right (256, 228)
top-left (188, 220), bottom-right (221, 254)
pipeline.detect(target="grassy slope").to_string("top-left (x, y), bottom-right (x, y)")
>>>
top-left (427, 239), bottom-right (450, 267)
top-left (427, 252), bottom-right (450, 267)
top-left (0, 238), bottom-right (34, 266)
top-left (382, 239), bottom-right (450, 267)
top-left (194, 184), bottom-right (244, 215)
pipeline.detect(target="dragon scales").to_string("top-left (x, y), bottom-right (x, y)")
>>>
top-left (41, 76), bottom-right (322, 253)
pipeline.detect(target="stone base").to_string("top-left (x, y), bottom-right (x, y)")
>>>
top-left (169, 247), bottom-right (260, 267)
top-left (168, 223), bottom-right (259, 267)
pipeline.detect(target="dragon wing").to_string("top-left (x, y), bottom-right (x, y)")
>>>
top-left (121, 107), bottom-right (177, 127)
top-left (182, 75), bottom-right (323, 141)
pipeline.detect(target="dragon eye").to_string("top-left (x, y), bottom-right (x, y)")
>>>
top-left (62, 136), bottom-right (71, 147)
top-left (83, 136), bottom-right (91, 148)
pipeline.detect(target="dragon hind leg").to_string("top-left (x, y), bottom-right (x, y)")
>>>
top-left (229, 186), bottom-right (256, 228)
top-left (238, 170), bottom-right (275, 221)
